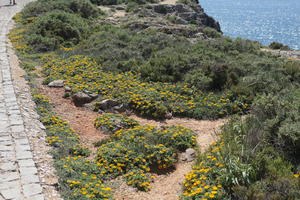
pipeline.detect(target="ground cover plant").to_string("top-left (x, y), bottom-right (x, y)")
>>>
top-left (41, 55), bottom-right (248, 119)
top-left (96, 124), bottom-right (196, 190)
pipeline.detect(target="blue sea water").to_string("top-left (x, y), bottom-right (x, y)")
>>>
top-left (200, 0), bottom-right (300, 49)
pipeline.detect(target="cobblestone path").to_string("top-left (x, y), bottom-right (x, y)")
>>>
top-left (0, 1), bottom-right (45, 199)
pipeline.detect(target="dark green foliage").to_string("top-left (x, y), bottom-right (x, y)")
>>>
top-left (90, 0), bottom-right (158, 6)
top-left (202, 27), bottom-right (222, 38)
top-left (21, 0), bottom-right (99, 19)
top-left (269, 41), bottom-right (290, 50)
top-left (28, 11), bottom-right (89, 51)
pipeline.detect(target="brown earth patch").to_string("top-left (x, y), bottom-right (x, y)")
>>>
top-left (40, 86), bottom-right (108, 154)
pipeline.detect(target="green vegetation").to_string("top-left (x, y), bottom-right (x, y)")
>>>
top-left (32, 92), bottom-right (113, 200)
top-left (97, 125), bottom-right (196, 191)
top-left (269, 41), bottom-right (290, 50)
top-left (90, 0), bottom-right (159, 6)
top-left (182, 89), bottom-right (300, 199)
top-left (9, 0), bottom-right (300, 199)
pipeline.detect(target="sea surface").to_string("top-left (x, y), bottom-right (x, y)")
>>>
top-left (200, 0), bottom-right (300, 49)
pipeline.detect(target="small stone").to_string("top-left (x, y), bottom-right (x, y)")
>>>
top-left (88, 93), bottom-right (98, 99)
top-left (165, 112), bottom-right (173, 119)
top-left (40, 124), bottom-right (46, 130)
top-left (48, 80), bottom-right (64, 87)
top-left (180, 148), bottom-right (196, 162)
top-left (65, 86), bottom-right (72, 92)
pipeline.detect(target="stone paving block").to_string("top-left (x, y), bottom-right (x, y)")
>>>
top-left (16, 150), bottom-right (33, 160)
top-left (0, 180), bottom-right (20, 190)
top-left (15, 143), bottom-right (31, 151)
top-left (10, 125), bottom-right (25, 132)
top-left (18, 159), bottom-right (35, 168)
top-left (0, 136), bottom-right (12, 141)
top-left (0, 172), bottom-right (19, 182)
top-left (0, 144), bottom-right (13, 151)
top-left (0, 140), bottom-right (13, 146)
top-left (23, 184), bottom-right (43, 197)
top-left (0, 130), bottom-right (10, 135)
top-left (0, 161), bottom-right (17, 171)
top-left (26, 194), bottom-right (45, 200)
top-left (21, 174), bottom-right (40, 184)
top-left (0, 151), bottom-right (15, 161)
top-left (11, 132), bottom-right (27, 139)
top-left (0, 187), bottom-right (22, 199)
top-left (20, 166), bottom-right (38, 176)
top-left (15, 138), bottom-right (29, 145)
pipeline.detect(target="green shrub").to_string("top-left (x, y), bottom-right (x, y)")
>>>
top-left (28, 11), bottom-right (89, 51)
top-left (202, 27), bottom-right (222, 38)
top-left (91, 0), bottom-right (157, 5)
top-left (269, 42), bottom-right (290, 50)
top-left (96, 125), bottom-right (195, 190)
top-left (21, 0), bottom-right (99, 19)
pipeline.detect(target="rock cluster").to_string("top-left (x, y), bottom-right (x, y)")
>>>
top-left (152, 3), bottom-right (220, 31)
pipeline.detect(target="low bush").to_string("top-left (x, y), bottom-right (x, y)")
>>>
top-left (28, 11), bottom-right (89, 51)
top-left (21, 0), bottom-right (99, 19)
top-left (91, 0), bottom-right (158, 6)
top-left (269, 42), bottom-right (290, 50)
top-left (96, 125), bottom-right (196, 190)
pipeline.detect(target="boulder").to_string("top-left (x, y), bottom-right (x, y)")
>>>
top-left (48, 80), bottom-right (64, 87)
top-left (72, 92), bottom-right (92, 106)
top-left (180, 148), bottom-right (196, 162)
top-left (97, 99), bottom-right (120, 111)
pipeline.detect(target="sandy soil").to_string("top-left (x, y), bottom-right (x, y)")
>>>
top-left (40, 87), bottom-right (109, 154)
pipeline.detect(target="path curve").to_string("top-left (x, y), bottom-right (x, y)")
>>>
top-left (0, 1), bottom-right (57, 200)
